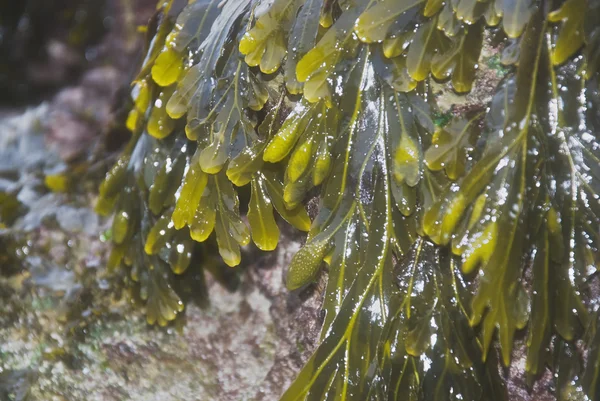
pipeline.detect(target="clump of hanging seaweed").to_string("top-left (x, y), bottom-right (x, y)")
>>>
top-left (98, 0), bottom-right (600, 399)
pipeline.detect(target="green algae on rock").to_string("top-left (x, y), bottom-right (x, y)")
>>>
top-left (98, 0), bottom-right (600, 399)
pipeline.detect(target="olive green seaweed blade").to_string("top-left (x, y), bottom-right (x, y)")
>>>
top-left (147, 86), bottom-right (177, 139)
top-left (97, 154), bottom-right (130, 216)
top-left (226, 139), bottom-right (267, 187)
top-left (552, 337), bottom-right (585, 399)
top-left (525, 204), bottom-right (567, 375)
top-left (282, 59), bottom-right (402, 398)
top-left (383, 239), bottom-right (508, 400)
top-left (372, 48), bottom-right (417, 92)
top-left (168, 0), bottom-right (222, 53)
top-left (134, 0), bottom-right (184, 81)
top-left (541, 43), bottom-right (600, 344)
top-left (151, 48), bottom-right (183, 87)
top-left (406, 17), bottom-right (449, 82)
top-left (284, 0), bottom-right (324, 94)
top-left (431, 21), bottom-right (484, 93)
top-left (144, 258), bottom-right (185, 326)
top-left (353, 0), bottom-right (424, 43)
top-left (317, 210), bottom-right (364, 333)
top-left (501, 0), bottom-right (539, 39)
top-left (213, 172), bottom-right (251, 267)
top-left (294, 0), bottom-right (371, 102)
top-left (581, 313), bottom-right (600, 400)
top-left (423, 0), bottom-right (444, 17)
top-left (147, 137), bottom-right (187, 214)
top-left (263, 100), bottom-right (317, 164)
top-left (238, 0), bottom-right (304, 74)
top-left (281, 171), bottom-right (395, 401)
top-left (282, 101), bottom-right (337, 206)
top-left (424, 9), bottom-right (548, 245)
top-left (548, 0), bottom-right (586, 66)
top-left (583, 1), bottom-right (600, 76)
top-left (198, 63), bottom-right (268, 174)
top-left (423, 12), bottom-right (550, 366)
top-left (172, 149), bottom-right (209, 230)
top-left (228, 94), bottom-right (286, 186)
top-left (248, 176), bottom-right (281, 251)
top-left (424, 113), bottom-right (482, 181)
top-left (262, 171), bottom-right (312, 232)
top-left (165, 0), bottom-right (252, 120)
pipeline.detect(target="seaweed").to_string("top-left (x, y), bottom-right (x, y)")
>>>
top-left (98, 0), bottom-right (600, 399)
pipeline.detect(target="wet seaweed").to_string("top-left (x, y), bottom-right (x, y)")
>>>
top-left (98, 0), bottom-right (600, 399)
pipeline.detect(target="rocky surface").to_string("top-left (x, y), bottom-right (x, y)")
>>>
top-left (0, 206), bottom-right (321, 400)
